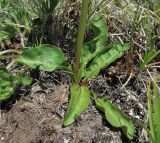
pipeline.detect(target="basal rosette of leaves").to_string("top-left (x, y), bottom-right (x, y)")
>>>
top-left (1, 15), bottom-right (134, 139)
top-left (64, 15), bottom-right (134, 139)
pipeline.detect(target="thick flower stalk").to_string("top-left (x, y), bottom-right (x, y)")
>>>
top-left (73, 0), bottom-right (89, 84)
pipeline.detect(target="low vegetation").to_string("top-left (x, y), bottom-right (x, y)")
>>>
top-left (0, 0), bottom-right (160, 142)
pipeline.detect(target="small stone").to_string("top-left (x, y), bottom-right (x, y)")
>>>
top-left (1, 137), bottom-right (5, 141)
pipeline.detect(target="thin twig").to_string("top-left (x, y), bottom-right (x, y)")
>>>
top-left (121, 70), bottom-right (133, 90)
top-left (0, 49), bottom-right (21, 56)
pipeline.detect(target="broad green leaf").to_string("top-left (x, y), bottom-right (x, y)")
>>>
top-left (79, 15), bottom-right (108, 80)
top-left (84, 44), bottom-right (130, 79)
top-left (94, 95), bottom-right (135, 139)
top-left (63, 84), bottom-right (90, 126)
top-left (140, 49), bottom-right (160, 70)
top-left (18, 44), bottom-right (64, 72)
top-left (81, 15), bottom-right (108, 66)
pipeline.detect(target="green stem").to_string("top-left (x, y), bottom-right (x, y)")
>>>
top-left (73, 0), bottom-right (89, 84)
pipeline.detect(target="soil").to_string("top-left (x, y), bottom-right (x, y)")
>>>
top-left (0, 70), bottom-right (150, 143)
top-left (0, 1), bottom-right (159, 142)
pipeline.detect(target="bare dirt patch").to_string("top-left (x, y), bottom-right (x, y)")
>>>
top-left (0, 71), bottom-right (148, 143)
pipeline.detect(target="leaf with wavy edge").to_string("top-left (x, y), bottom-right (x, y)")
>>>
top-left (63, 84), bottom-right (90, 126)
top-left (79, 15), bottom-right (108, 78)
top-left (94, 95), bottom-right (135, 140)
top-left (84, 44), bottom-right (129, 79)
top-left (18, 44), bottom-right (64, 72)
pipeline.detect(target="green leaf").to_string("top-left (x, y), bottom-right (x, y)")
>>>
top-left (147, 82), bottom-right (155, 142)
top-left (0, 93), bottom-right (11, 100)
top-left (0, 0), bottom-right (10, 8)
top-left (84, 44), bottom-right (130, 79)
top-left (140, 49), bottom-right (160, 70)
top-left (63, 84), bottom-right (90, 126)
top-left (81, 15), bottom-right (108, 66)
top-left (94, 95), bottom-right (135, 139)
top-left (0, 69), bottom-right (33, 100)
top-left (147, 78), bottom-right (160, 143)
top-left (45, 0), bottom-right (60, 12)
top-left (153, 79), bottom-right (160, 142)
top-left (20, 74), bottom-right (32, 86)
top-left (0, 69), bottom-right (19, 100)
top-left (0, 31), bottom-right (11, 42)
top-left (18, 44), bottom-right (64, 72)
